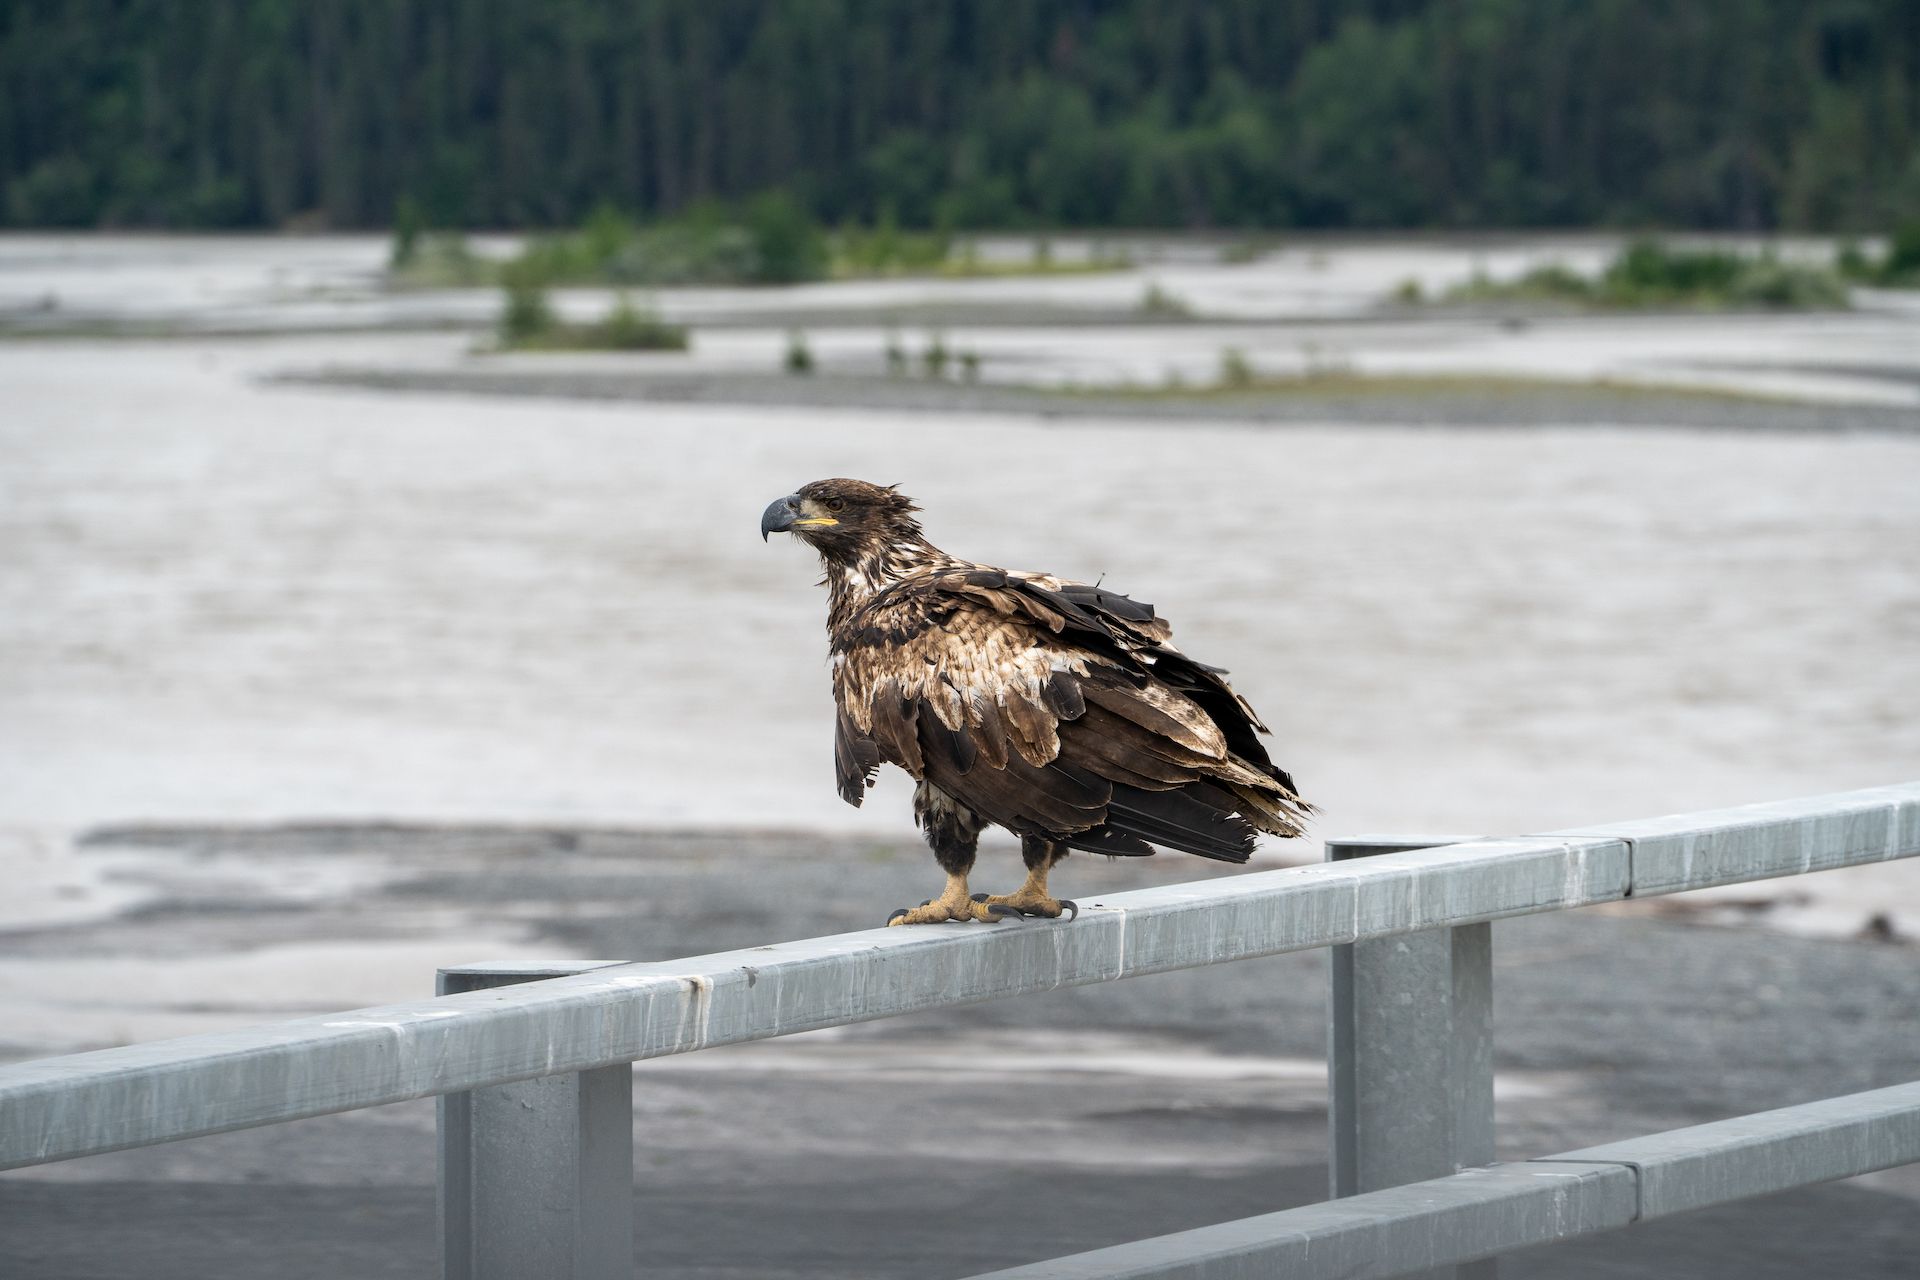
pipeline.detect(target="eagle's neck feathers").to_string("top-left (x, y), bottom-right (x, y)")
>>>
top-left (823, 528), bottom-right (948, 631)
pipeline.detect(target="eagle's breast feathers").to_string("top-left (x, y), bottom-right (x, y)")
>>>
top-left (828, 559), bottom-right (1308, 862)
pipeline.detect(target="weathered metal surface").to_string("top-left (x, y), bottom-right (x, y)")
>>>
top-left (437, 966), bottom-right (633, 1280)
top-left (0, 785), bottom-right (1911, 1173)
top-left (0, 833), bottom-right (1626, 1171)
top-left (962, 1162), bottom-right (1636, 1280)
top-left (1328, 838), bottom-right (1496, 1280)
top-left (966, 1079), bottom-right (1920, 1279)
top-left (1327, 840), bottom-right (1493, 1194)
top-left (1542, 1080), bottom-right (1920, 1218)
top-left (1554, 781), bottom-right (1920, 897)
top-left (1335, 837), bottom-right (1628, 942)
top-left (1332, 924), bottom-right (1496, 1277)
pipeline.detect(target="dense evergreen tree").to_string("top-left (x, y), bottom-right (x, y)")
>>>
top-left (1, 0), bottom-right (1913, 231)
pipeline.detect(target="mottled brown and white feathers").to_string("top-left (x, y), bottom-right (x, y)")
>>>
top-left (767, 478), bottom-right (1312, 862)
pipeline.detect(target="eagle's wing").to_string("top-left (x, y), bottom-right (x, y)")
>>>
top-left (832, 565), bottom-right (1310, 861)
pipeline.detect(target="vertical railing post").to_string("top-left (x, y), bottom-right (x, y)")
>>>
top-left (438, 962), bottom-right (634, 1280)
top-left (1328, 837), bottom-right (1496, 1280)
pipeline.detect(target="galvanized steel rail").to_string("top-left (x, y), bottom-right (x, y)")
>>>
top-left (0, 834), bottom-right (1637, 1168)
top-left (970, 1082), bottom-right (1920, 1280)
top-left (0, 781), bottom-right (1915, 1279)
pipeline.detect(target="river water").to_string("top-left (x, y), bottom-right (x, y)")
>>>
top-left (2, 236), bottom-right (1918, 944)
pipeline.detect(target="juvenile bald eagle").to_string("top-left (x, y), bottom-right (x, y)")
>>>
top-left (762, 478), bottom-right (1311, 926)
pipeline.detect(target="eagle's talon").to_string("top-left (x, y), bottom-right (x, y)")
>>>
top-left (976, 886), bottom-right (1076, 919)
top-left (887, 881), bottom-right (1004, 925)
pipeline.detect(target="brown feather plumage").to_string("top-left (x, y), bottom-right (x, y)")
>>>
top-left (770, 478), bottom-right (1312, 871)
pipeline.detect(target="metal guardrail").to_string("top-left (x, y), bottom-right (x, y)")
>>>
top-left (0, 782), bottom-right (1915, 1278)
top-left (971, 1082), bottom-right (1920, 1279)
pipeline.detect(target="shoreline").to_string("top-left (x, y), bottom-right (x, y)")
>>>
top-left (275, 364), bottom-right (1920, 434)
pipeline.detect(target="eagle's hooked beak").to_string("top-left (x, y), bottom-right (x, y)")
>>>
top-left (761, 494), bottom-right (838, 541)
top-left (761, 494), bottom-right (802, 542)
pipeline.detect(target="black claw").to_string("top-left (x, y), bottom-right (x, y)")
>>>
top-left (919, 899), bottom-right (933, 908)
top-left (970, 892), bottom-right (990, 903)
top-left (991, 900), bottom-right (1079, 921)
top-left (985, 904), bottom-right (1020, 920)
top-left (887, 908), bottom-right (908, 924)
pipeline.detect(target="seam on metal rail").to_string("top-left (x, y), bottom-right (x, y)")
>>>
top-left (1531, 1156), bottom-right (1647, 1220)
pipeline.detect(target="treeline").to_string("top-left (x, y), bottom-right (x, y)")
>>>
top-left (2, 0), bottom-right (1915, 232)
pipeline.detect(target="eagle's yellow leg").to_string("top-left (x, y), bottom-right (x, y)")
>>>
top-left (978, 862), bottom-right (1074, 919)
top-left (887, 872), bottom-right (1001, 926)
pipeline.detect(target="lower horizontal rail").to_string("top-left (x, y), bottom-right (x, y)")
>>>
top-left (971, 1162), bottom-right (1636, 1280)
top-left (965, 1081), bottom-right (1920, 1280)
top-left (1542, 1079), bottom-right (1920, 1218)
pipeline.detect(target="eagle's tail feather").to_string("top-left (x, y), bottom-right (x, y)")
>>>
top-left (1101, 781), bottom-right (1258, 864)
top-left (1223, 778), bottom-right (1314, 840)
top-left (1060, 826), bottom-right (1156, 857)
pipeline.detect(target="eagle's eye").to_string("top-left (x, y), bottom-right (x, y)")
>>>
top-left (825, 497), bottom-right (846, 513)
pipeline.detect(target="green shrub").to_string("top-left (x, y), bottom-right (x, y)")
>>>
top-left (483, 198), bottom-right (1127, 291)
top-left (390, 196), bottom-right (425, 270)
top-left (491, 197), bottom-right (822, 289)
top-left (1218, 347), bottom-right (1255, 389)
top-left (835, 209), bottom-right (950, 276)
top-left (603, 222), bottom-right (757, 285)
top-left (1440, 240), bottom-right (1849, 310)
top-left (1513, 263), bottom-right (1595, 300)
top-left (1830, 222), bottom-right (1920, 288)
top-left (581, 202), bottom-right (637, 267)
top-left (784, 329), bottom-right (815, 373)
top-left (1883, 220), bottom-right (1920, 283)
top-left (596, 296), bottom-right (689, 350)
top-left (496, 285), bottom-right (688, 352)
top-left (921, 332), bottom-right (950, 378)
top-left (498, 262), bottom-right (555, 343)
top-left (1722, 258), bottom-right (1849, 308)
top-left (747, 191), bottom-right (829, 284)
top-left (1138, 282), bottom-right (1192, 317)
top-left (1604, 240), bottom-right (1742, 298)
top-left (1835, 241), bottom-right (1875, 281)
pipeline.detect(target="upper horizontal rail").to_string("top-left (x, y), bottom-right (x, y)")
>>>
top-left (963, 1080), bottom-right (1920, 1279)
top-left (1, 782), bottom-right (1915, 1171)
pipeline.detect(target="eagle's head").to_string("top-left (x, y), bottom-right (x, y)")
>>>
top-left (760, 478), bottom-right (922, 561)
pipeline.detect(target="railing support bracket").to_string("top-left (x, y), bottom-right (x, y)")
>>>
top-left (438, 963), bottom-right (634, 1280)
top-left (1329, 837), bottom-right (1496, 1280)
